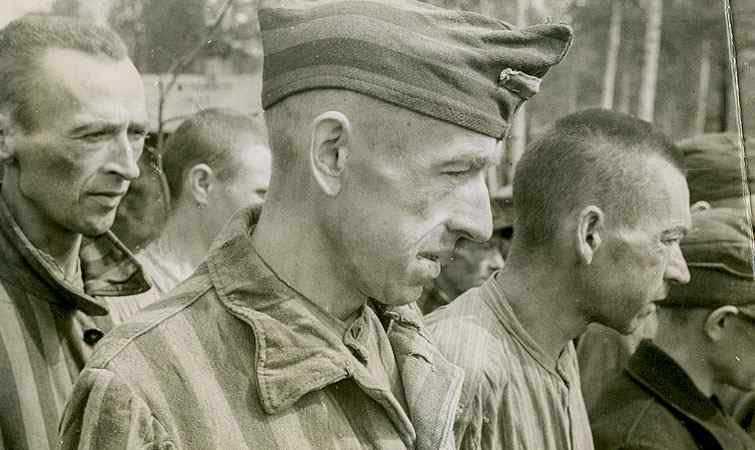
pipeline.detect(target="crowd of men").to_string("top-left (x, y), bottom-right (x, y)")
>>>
top-left (0, 1), bottom-right (753, 449)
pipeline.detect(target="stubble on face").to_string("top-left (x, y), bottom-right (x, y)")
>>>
top-left (335, 100), bottom-right (499, 306)
top-left (587, 160), bottom-right (690, 334)
top-left (9, 48), bottom-right (147, 240)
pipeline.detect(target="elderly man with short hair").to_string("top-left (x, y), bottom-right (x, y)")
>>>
top-left (58, 1), bottom-right (572, 448)
top-left (590, 208), bottom-right (755, 450)
top-left (0, 15), bottom-right (151, 450)
top-left (426, 109), bottom-right (692, 450)
top-left (577, 132), bottom-right (755, 414)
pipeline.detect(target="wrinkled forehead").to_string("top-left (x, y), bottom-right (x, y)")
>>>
top-left (641, 157), bottom-right (691, 229)
top-left (28, 48), bottom-right (146, 126)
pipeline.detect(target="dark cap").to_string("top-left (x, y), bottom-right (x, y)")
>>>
top-left (259, 0), bottom-right (573, 139)
top-left (677, 133), bottom-right (754, 203)
top-left (663, 208), bottom-right (755, 311)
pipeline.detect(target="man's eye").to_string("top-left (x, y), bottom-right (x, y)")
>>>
top-left (128, 130), bottom-right (147, 141)
top-left (82, 130), bottom-right (110, 141)
top-left (661, 237), bottom-right (681, 246)
top-left (443, 168), bottom-right (471, 176)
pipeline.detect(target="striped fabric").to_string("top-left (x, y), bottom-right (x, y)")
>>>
top-left (0, 197), bottom-right (151, 450)
top-left (426, 274), bottom-right (595, 450)
top-left (260, 0), bottom-right (573, 139)
top-left (59, 206), bottom-right (464, 450)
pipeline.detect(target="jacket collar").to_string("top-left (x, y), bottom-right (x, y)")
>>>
top-left (0, 195), bottom-right (151, 316)
top-left (628, 340), bottom-right (719, 421)
top-left (206, 207), bottom-right (464, 449)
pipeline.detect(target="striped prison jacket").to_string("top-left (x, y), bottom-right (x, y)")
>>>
top-left (0, 196), bottom-right (152, 450)
top-left (58, 206), bottom-right (465, 450)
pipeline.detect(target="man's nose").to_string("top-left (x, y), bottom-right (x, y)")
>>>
top-left (665, 243), bottom-right (690, 285)
top-left (448, 174), bottom-right (493, 242)
top-left (106, 133), bottom-right (141, 180)
top-left (484, 251), bottom-right (505, 273)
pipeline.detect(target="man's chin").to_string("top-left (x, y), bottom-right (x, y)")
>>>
top-left (373, 285), bottom-right (424, 307)
top-left (77, 218), bottom-right (116, 238)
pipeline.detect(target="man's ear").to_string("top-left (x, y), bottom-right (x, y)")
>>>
top-left (576, 206), bottom-right (604, 265)
top-left (691, 200), bottom-right (711, 212)
top-left (309, 111), bottom-right (351, 196)
top-left (0, 111), bottom-right (17, 162)
top-left (187, 163), bottom-right (214, 207)
top-left (704, 305), bottom-right (738, 341)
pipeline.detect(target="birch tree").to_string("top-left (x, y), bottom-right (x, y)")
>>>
top-left (602, 0), bottom-right (623, 109)
top-left (637, 0), bottom-right (662, 121)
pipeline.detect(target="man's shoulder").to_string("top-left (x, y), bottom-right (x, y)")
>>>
top-left (86, 266), bottom-right (221, 371)
top-left (591, 372), bottom-right (692, 450)
top-left (425, 287), bottom-right (511, 386)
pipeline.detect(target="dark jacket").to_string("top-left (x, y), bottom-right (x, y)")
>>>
top-left (590, 340), bottom-right (755, 450)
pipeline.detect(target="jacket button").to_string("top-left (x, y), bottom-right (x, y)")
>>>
top-left (83, 329), bottom-right (104, 345)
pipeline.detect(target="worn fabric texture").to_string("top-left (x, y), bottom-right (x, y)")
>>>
top-left (590, 340), bottom-right (755, 450)
top-left (425, 273), bottom-right (594, 450)
top-left (260, 0), bottom-right (573, 139)
top-left (576, 321), bottom-right (656, 414)
top-left (0, 196), bottom-right (151, 450)
top-left (58, 206), bottom-right (464, 450)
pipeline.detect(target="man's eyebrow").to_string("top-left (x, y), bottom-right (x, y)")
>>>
top-left (70, 121), bottom-right (148, 135)
top-left (662, 226), bottom-right (689, 238)
top-left (441, 151), bottom-right (502, 170)
top-left (128, 122), bottom-right (148, 133)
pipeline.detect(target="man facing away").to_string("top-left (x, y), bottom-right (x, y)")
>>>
top-left (0, 16), bottom-right (151, 450)
top-left (58, 1), bottom-right (572, 449)
top-left (135, 108), bottom-right (271, 296)
top-left (426, 109), bottom-right (692, 450)
top-left (590, 208), bottom-right (755, 450)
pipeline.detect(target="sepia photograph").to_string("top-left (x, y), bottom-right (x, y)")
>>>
top-left (0, 0), bottom-right (753, 449)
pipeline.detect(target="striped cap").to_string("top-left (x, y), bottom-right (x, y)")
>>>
top-left (259, 0), bottom-right (573, 139)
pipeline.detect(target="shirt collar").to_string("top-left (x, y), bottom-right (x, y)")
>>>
top-left (627, 340), bottom-right (720, 421)
top-left (205, 206), bottom-right (428, 414)
top-left (0, 195), bottom-right (151, 316)
top-left (485, 272), bottom-right (573, 378)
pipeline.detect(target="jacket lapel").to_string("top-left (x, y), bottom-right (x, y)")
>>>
top-left (382, 304), bottom-right (465, 450)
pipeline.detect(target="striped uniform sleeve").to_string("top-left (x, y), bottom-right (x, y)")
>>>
top-left (57, 367), bottom-right (174, 450)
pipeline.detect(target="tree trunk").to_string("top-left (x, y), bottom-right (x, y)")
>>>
top-left (638, 0), bottom-right (662, 121)
top-left (602, 0), bottom-right (623, 109)
top-left (618, 70), bottom-right (632, 114)
top-left (693, 38), bottom-right (712, 134)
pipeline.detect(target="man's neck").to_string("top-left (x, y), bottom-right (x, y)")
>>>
top-left (496, 258), bottom-right (587, 364)
top-left (251, 205), bottom-right (368, 321)
top-left (1, 177), bottom-right (83, 279)
top-left (150, 207), bottom-right (210, 274)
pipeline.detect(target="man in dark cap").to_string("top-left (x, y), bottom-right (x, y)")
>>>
top-left (590, 208), bottom-right (755, 450)
top-left (577, 132), bottom-right (754, 414)
top-left (427, 109), bottom-right (691, 450)
top-left (58, 1), bottom-right (572, 448)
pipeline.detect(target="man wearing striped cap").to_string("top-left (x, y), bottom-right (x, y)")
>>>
top-left (59, 1), bottom-right (571, 448)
